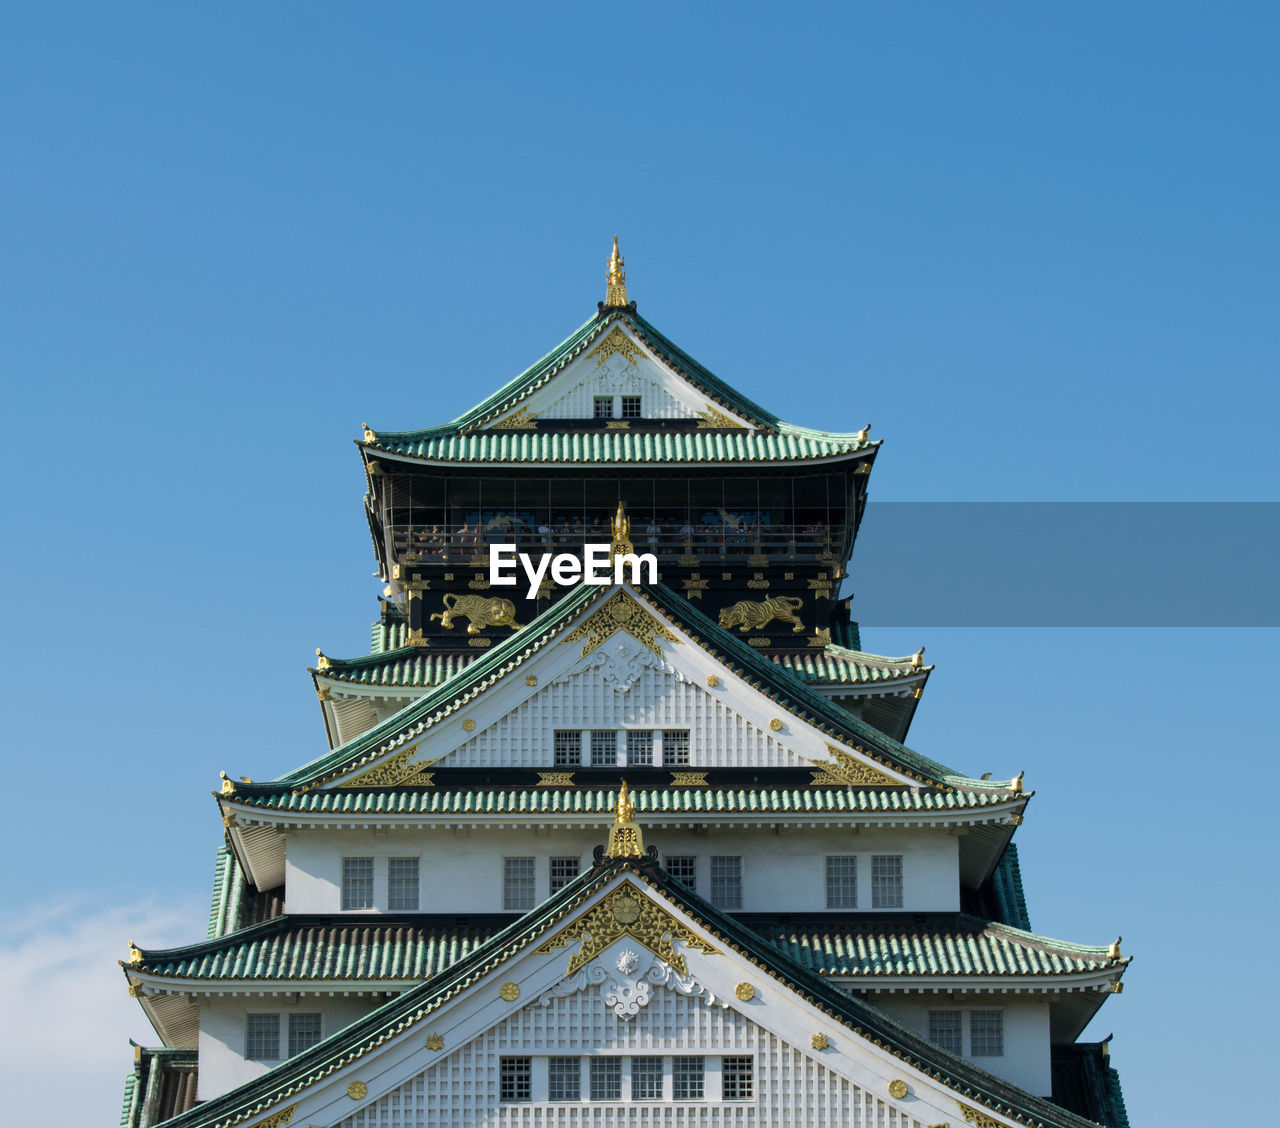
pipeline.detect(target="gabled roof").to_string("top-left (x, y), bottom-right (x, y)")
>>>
top-left (360, 310), bottom-right (877, 466)
top-left (232, 582), bottom-right (1009, 797)
top-left (139, 853), bottom-right (1116, 1128)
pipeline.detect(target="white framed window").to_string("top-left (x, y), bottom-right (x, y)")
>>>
top-left (872, 855), bottom-right (903, 908)
top-left (673, 1056), bottom-right (704, 1100)
top-left (553, 730), bottom-right (581, 767)
top-left (388, 857), bottom-right (419, 911)
top-left (722, 1056), bottom-right (754, 1101)
top-left (288, 1013), bottom-right (322, 1056)
top-left (549, 856), bottom-right (580, 894)
top-left (590, 730), bottom-right (618, 766)
top-left (661, 729), bottom-right (690, 765)
top-left (825, 856), bottom-right (858, 909)
top-left (593, 396), bottom-right (614, 420)
top-left (928, 1011), bottom-right (963, 1055)
top-left (341, 857), bottom-right (374, 910)
top-left (970, 1011), bottom-right (1004, 1057)
top-left (548, 1056), bottom-right (580, 1101)
top-left (626, 730), bottom-right (654, 766)
top-left (710, 856), bottom-right (742, 909)
top-left (246, 1014), bottom-right (280, 1062)
top-left (503, 857), bottom-right (536, 911)
top-left (631, 1056), bottom-right (662, 1101)
top-left (666, 855), bottom-right (696, 890)
top-left (590, 1057), bottom-right (622, 1100)
top-left (620, 395), bottom-right (642, 419)
top-left (500, 1057), bottom-right (532, 1103)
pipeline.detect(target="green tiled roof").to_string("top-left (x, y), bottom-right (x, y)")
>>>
top-left (207, 847), bottom-right (238, 940)
top-left (362, 311), bottom-right (876, 466)
top-left (144, 854), bottom-right (1113, 1128)
top-left (226, 784), bottom-right (1017, 817)
top-left (991, 844), bottom-right (1032, 931)
top-left (775, 645), bottom-right (929, 686)
top-left (132, 913), bottom-right (1122, 984)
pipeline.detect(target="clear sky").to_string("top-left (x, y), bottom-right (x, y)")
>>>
top-left (1, 4), bottom-right (1276, 1125)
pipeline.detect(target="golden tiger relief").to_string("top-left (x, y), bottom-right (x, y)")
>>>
top-left (718, 595), bottom-right (805, 634)
top-left (430, 593), bottom-right (524, 634)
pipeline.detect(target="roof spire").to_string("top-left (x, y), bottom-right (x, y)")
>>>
top-left (605, 236), bottom-right (628, 307)
top-left (605, 780), bottom-right (645, 857)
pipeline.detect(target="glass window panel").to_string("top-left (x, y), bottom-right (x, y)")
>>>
top-left (970, 1011), bottom-right (1004, 1057)
top-left (825, 856), bottom-right (858, 909)
top-left (288, 1013), bottom-right (322, 1057)
top-left (710, 856), bottom-right (742, 910)
top-left (246, 1014), bottom-right (280, 1062)
top-left (548, 1057), bottom-right (580, 1101)
top-left (589, 1057), bottom-right (622, 1100)
top-left (722, 1056), bottom-right (754, 1101)
top-left (503, 857), bottom-right (536, 911)
top-left (549, 856), bottom-right (580, 894)
top-left (590, 730), bottom-right (617, 767)
top-left (673, 1056), bottom-right (705, 1100)
top-left (554, 730), bottom-right (581, 767)
top-left (666, 856), bottom-right (696, 890)
top-left (621, 396), bottom-right (642, 419)
top-left (928, 1011), bottom-right (963, 1055)
top-left (388, 857), bottom-right (419, 911)
top-left (341, 857), bottom-right (374, 910)
top-left (626, 730), bottom-right (654, 766)
top-left (661, 730), bottom-right (690, 765)
top-left (872, 855), bottom-right (903, 908)
top-left (593, 396), bottom-right (614, 419)
top-left (499, 1057), bottom-right (532, 1103)
top-left (631, 1056), bottom-right (663, 1101)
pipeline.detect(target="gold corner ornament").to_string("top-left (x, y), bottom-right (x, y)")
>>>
top-left (247, 1105), bottom-right (298, 1128)
top-left (588, 324), bottom-right (645, 368)
top-left (128, 941), bottom-right (143, 966)
top-left (315, 648), bottom-right (331, 671)
top-left (604, 235), bottom-right (628, 307)
top-left (563, 589), bottom-right (681, 658)
top-left (610, 501), bottom-right (634, 560)
top-left (696, 405), bottom-right (745, 430)
top-left (491, 406), bottom-right (538, 430)
top-left (959, 1103), bottom-right (1005, 1128)
top-left (809, 744), bottom-right (903, 788)
top-left (219, 771), bottom-right (236, 796)
top-left (536, 884), bottom-right (717, 975)
top-left (338, 746), bottom-right (437, 789)
top-left (1010, 770), bottom-right (1025, 793)
top-left (605, 780), bottom-right (645, 858)
top-left (1108, 936), bottom-right (1123, 959)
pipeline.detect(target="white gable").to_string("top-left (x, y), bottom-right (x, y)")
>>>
top-left (479, 322), bottom-right (754, 427)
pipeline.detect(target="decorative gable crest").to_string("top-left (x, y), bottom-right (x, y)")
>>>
top-left (562, 590), bottom-right (681, 658)
top-left (337, 746), bottom-right (436, 788)
top-left (808, 744), bottom-right (903, 787)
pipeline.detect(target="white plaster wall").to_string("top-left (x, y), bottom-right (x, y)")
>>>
top-left (873, 996), bottom-right (1052, 1096)
top-left (284, 827), bottom-right (959, 915)
top-left (197, 996), bottom-right (376, 1100)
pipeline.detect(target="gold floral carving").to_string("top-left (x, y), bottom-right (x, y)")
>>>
top-left (670, 772), bottom-right (708, 787)
top-left (462, 719), bottom-right (476, 732)
top-left (682, 575), bottom-right (709, 600)
top-left (734, 982), bottom-right (755, 1001)
top-left (562, 590), bottom-right (680, 658)
top-left (347, 1081), bottom-right (367, 1100)
top-left (588, 324), bottom-right (645, 367)
top-left (696, 405), bottom-right (745, 429)
top-left (537, 772), bottom-right (576, 787)
top-left (525, 675), bottom-right (538, 686)
top-left (769, 718), bottom-right (784, 732)
top-left (338, 747), bottom-right (437, 789)
top-left (811, 1033), bottom-right (830, 1050)
top-left (888, 1079), bottom-right (909, 1099)
top-left (959, 1103), bottom-right (1005, 1128)
top-left (491, 407), bottom-right (538, 430)
top-left (809, 744), bottom-right (902, 788)
top-left (248, 1104), bottom-right (297, 1128)
top-left (425, 1034), bottom-right (445, 1051)
top-left (499, 982), bottom-right (520, 1001)
top-left (535, 885), bottom-right (717, 975)
top-left (706, 675), bottom-right (720, 687)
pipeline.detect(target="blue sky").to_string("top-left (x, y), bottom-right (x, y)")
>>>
top-left (1, 4), bottom-right (1276, 1124)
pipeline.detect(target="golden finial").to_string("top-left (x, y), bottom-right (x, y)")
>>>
top-left (128, 941), bottom-right (143, 966)
top-left (1108, 936), bottom-right (1123, 959)
top-left (219, 771), bottom-right (236, 796)
top-left (605, 780), bottom-right (644, 857)
top-left (610, 500), bottom-right (634, 561)
top-left (605, 236), bottom-right (628, 307)
top-left (1010, 770), bottom-right (1025, 793)
top-left (911, 646), bottom-right (925, 667)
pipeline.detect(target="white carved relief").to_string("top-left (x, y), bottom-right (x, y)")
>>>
top-left (538, 951), bottom-right (723, 1021)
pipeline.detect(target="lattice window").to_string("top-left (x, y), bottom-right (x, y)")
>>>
top-left (341, 857), bottom-right (374, 910)
top-left (548, 1056), bottom-right (580, 1101)
top-left (710, 856), bottom-right (742, 909)
top-left (825, 855), bottom-right (858, 909)
top-left (589, 1057), bottom-right (622, 1100)
top-left (666, 855), bottom-right (696, 890)
top-left (673, 1056), bottom-right (705, 1100)
top-left (722, 1055), bottom-right (755, 1101)
top-left (499, 1057), bottom-right (531, 1103)
top-left (971, 1011), bottom-right (1004, 1057)
top-left (661, 729), bottom-right (690, 765)
top-left (928, 1011), bottom-right (963, 1055)
top-left (872, 854), bottom-right (903, 908)
top-left (631, 1056), bottom-right (663, 1101)
top-left (553, 729), bottom-right (581, 767)
top-left (503, 857), bottom-right (536, 911)
top-left (245, 1014), bottom-right (279, 1062)
top-left (625, 730), bottom-right (654, 766)
top-left (590, 730), bottom-right (617, 767)
top-left (621, 395), bottom-right (642, 419)
top-left (288, 1013), bottom-right (322, 1057)
top-left (593, 396), bottom-right (614, 420)
top-left (549, 856), bottom-right (580, 894)
top-left (388, 857), bottom-right (419, 911)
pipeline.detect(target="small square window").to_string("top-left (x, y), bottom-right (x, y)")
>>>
top-left (626, 730), bottom-right (654, 766)
top-left (872, 855), bottom-right (903, 908)
top-left (246, 1014), bottom-right (280, 1062)
top-left (928, 1011), bottom-right (963, 1055)
top-left (388, 857), bottom-right (419, 911)
top-left (549, 1056), bottom-right (580, 1101)
top-left (499, 1057), bottom-right (532, 1103)
top-left (590, 730), bottom-right (617, 767)
top-left (554, 730), bottom-right (581, 767)
top-left (589, 1057), bottom-right (622, 1100)
top-left (673, 1056), bottom-right (705, 1100)
top-left (621, 396), bottom-right (642, 419)
top-left (503, 857), bottom-right (536, 911)
top-left (666, 855), bottom-right (696, 890)
top-left (722, 1056), bottom-right (754, 1101)
top-left (593, 396), bottom-right (615, 420)
top-left (549, 856), bottom-right (580, 894)
top-left (661, 730), bottom-right (690, 765)
top-left (970, 1011), bottom-right (1004, 1057)
top-left (825, 856), bottom-right (858, 909)
top-left (341, 857), bottom-right (374, 910)
top-left (631, 1056), bottom-right (663, 1100)
top-left (710, 856), bottom-right (742, 910)
top-left (288, 1013), bottom-right (322, 1057)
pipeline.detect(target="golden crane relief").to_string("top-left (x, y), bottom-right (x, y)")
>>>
top-left (430, 593), bottom-right (524, 634)
top-left (718, 595), bottom-right (806, 634)
top-left (604, 235), bottom-right (628, 306)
